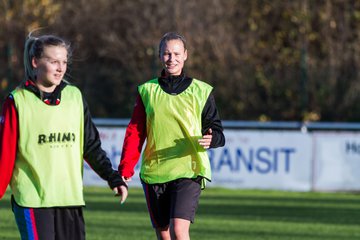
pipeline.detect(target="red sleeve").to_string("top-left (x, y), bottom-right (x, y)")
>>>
top-left (118, 94), bottom-right (146, 178)
top-left (0, 97), bottom-right (18, 199)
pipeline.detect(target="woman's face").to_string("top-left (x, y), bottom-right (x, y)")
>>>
top-left (160, 39), bottom-right (187, 76)
top-left (32, 45), bottom-right (68, 92)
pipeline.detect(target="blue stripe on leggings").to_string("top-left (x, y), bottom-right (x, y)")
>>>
top-left (24, 209), bottom-right (35, 240)
top-left (13, 204), bottom-right (36, 240)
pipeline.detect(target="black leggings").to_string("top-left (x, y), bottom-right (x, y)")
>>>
top-left (11, 196), bottom-right (85, 240)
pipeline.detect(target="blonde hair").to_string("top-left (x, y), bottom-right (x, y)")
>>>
top-left (23, 32), bottom-right (71, 81)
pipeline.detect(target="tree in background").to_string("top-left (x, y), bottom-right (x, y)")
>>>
top-left (0, 0), bottom-right (359, 121)
top-left (0, 0), bottom-right (61, 103)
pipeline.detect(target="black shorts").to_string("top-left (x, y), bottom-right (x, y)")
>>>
top-left (11, 196), bottom-right (85, 240)
top-left (142, 177), bottom-right (202, 228)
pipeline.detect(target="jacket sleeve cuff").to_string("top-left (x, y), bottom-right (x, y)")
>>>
top-left (107, 171), bottom-right (128, 189)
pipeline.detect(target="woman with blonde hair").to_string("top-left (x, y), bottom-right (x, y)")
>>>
top-left (0, 33), bottom-right (128, 240)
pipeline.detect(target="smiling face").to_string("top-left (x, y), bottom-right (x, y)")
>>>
top-left (32, 46), bottom-right (68, 92)
top-left (159, 39), bottom-right (187, 76)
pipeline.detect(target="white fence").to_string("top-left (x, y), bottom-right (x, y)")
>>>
top-left (83, 120), bottom-right (360, 191)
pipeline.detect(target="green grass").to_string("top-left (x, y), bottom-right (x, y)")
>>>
top-left (1, 187), bottom-right (360, 239)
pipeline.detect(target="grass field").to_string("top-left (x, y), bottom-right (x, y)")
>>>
top-left (0, 187), bottom-right (359, 240)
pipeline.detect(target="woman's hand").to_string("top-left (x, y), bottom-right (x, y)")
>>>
top-left (198, 128), bottom-right (213, 149)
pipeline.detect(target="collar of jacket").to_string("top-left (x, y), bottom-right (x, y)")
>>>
top-left (158, 70), bottom-right (193, 95)
top-left (23, 80), bottom-right (67, 106)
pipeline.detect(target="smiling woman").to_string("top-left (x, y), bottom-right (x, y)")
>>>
top-left (32, 46), bottom-right (68, 92)
top-left (118, 32), bottom-right (226, 240)
top-left (159, 34), bottom-right (187, 76)
top-left (0, 33), bottom-right (128, 240)
top-left (23, 35), bottom-right (71, 84)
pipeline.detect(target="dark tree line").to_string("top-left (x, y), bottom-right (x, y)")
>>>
top-left (1, 0), bottom-right (359, 121)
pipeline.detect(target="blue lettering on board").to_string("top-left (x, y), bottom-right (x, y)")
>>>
top-left (208, 146), bottom-right (296, 174)
top-left (110, 145), bottom-right (121, 165)
top-left (216, 148), bottom-right (234, 171)
top-left (345, 141), bottom-right (360, 155)
top-left (256, 147), bottom-right (272, 173)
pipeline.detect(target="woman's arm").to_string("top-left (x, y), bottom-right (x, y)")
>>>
top-left (118, 94), bottom-right (147, 178)
top-left (0, 96), bottom-right (18, 199)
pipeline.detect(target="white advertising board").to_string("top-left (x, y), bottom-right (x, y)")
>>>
top-left (84, 128), bottom-right (313, 191)
top-left (209, 130), bottom-right (312, 191)
top-left (83, 127), bottom-right (143, 188)
top-left (83, 127), bottom-right (128, 186)
top-left (312, 132), bottom-right (360, 191)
